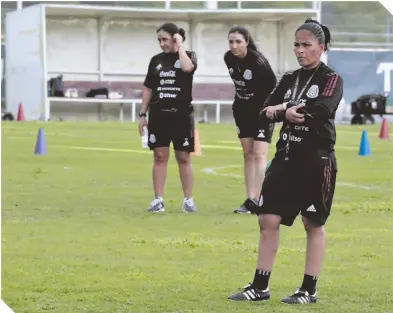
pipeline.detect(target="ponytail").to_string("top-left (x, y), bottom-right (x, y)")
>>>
top-left (247, 36), bottom-right (258, 52)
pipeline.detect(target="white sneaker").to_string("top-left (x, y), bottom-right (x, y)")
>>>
top-left (183, 198), bottom-right (197, 212)
top-left (147, 198), bottom-right (164, 212)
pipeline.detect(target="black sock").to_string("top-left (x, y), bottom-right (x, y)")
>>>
top-left (252, 269), bottom-right (271, 290)
top-left (301, 274), bottom-right (318, 294)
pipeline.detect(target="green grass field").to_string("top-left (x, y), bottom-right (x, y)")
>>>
top-left (2, 121), bottom-right (393, 313)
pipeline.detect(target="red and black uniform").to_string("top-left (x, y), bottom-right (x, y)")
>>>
top-left (258, 62), bottom-right (344, 226)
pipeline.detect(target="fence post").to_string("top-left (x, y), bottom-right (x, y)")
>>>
top-left (203, 104), bottom-right (208, 123)
top-left (132, 101), bottom-right (136, 122)
top-left (120, 102), bottom-right (124, 122)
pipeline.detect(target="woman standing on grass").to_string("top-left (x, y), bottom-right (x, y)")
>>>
top-left (224, 26), bottom-right (277, 214)
top-left (138, 22), bottom-right (198, 213)
top-left (228, 18), bottom-right (343, 304)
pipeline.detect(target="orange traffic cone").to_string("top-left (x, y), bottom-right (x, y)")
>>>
top-left (379, 118), bottom-right (389, 140)
top-left (17, 103), bottom-right (25, 121)
top-left (191, 128), bottom-right (202, 156)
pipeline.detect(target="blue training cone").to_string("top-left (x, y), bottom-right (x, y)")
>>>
top-left (35, 128), bottom-right (48, 155)
top-left (359, 130), bottom-right (371, 156)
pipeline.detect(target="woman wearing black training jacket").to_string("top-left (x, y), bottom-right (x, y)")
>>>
top-left (224, 26), bottom-right (277, 214)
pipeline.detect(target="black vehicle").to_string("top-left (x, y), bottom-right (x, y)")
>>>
top-left (350, 93), bottom-right (388, 124)
top-left (2, 108), bottom-right (14, 121)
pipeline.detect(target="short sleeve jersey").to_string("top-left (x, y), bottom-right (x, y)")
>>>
top-left (144, 51), bottom-right (197, 114)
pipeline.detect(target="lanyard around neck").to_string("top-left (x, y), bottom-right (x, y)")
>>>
top-left (291, 63), bottom-right (321, 102)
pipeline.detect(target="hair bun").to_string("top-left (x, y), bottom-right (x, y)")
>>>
top-left (305, 18), bottom-right (320, 25)
top-left (178, 28), bottom-right (186, 42)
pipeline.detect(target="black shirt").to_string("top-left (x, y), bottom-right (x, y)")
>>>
top-left (260, 62), bottom-right (344, 163)
top-left (224, 49), bottom-right (277, 112)
top-left (144, 51), bottom-right (197, 114)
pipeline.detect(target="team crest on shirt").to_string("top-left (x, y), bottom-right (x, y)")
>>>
top-left (243, 69), bottom-right (252, 80)
top-left (306, 85), bottom-right (319, 99)
top-left (284, 89), bottom-right (292, 100)
top-left (156, 64), bottom-right (162, 70)
top-left (229, 68), bottom-right (234, 75)
top-left (174, 60), bottom-right (181, 68)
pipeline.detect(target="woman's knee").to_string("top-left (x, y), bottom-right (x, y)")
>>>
top-left (302, 216), bottom-right (325, 232)
top-left (258, 214), bottom-right (281, 233)
top-left (175, 151), bottom-right (191, 165)
top-left (253, 142), bottom-right (268, 163)
top-left (242, 146), bottom-right (254, 161)
top-left (240, 139), bottom-right (254, 161)
top-left (154, 151), bottom-right (169, 164)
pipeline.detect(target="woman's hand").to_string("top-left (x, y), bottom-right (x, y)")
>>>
top-left (138, 116), bottom-right (147, 136)
top-left (285, 104), bottom-right (305, 124)
top-left (263, 104), bottom-right (282, 120)
top-left (173, 34), bottom-right (183, 48)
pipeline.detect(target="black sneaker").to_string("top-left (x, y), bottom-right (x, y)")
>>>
top-left (228, 284), bottom-right (270, 301)
top-left (281, 288), bottom-right (317, 304)
top-left (234, 198), bottom-right (257, 214)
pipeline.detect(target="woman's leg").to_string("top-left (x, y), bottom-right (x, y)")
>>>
top-left (174, 150), bottom-right (193, 199)
top-left (254, 214), bottom-right (281, 286)
top-left (171, 112), bottom-right (197, 212)
top-left (301, 217), bottom-right (326, 293)
top-left (252, 141), bottom-right (269, 199)
top-left (280, 217), bottom-right (325, 304)
top-left (239, 138), bottom-right (256, 199)
top-left (227, 213), bottom-right (281, 301)
top-left (147, 147), bottom-right (169, 212)
top-left (152, 147), bottom-right (170, 198)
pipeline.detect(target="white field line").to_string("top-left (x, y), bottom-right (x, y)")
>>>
top-left (49, 145), bottom-right (388, 191)
top-left (201, 165), bottom-right (383, 190)
top-left (69, 146), bottom-right (151, 154)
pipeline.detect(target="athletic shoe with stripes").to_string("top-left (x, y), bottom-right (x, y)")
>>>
top-left (227, 284), bottom-right (270, 301)
top-left (146, 198), bottom-right (164, 213)
top-left (183, 198), bottom-right (197, 212)
top-left (281, 288), bottom-right (317, 304)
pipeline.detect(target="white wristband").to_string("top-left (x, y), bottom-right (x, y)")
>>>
top-left (282, 102), bottom-right (288, 110)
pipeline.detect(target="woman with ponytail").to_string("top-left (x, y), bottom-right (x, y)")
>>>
top-left (224, 25), bottom-right (277, 214)
top-left (228, 18), bottom-right (343, 305)
top-left (139, 22), bottom-right (198, 213)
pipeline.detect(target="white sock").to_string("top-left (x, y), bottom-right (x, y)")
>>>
top-left (156, 196), bottom-right (163, 202)
top-left (184, 197), bottom-right (193, 202)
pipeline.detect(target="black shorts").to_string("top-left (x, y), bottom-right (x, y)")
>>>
top-left (258, 154), bottom-right (337, 227)
top-left (233, 109), bottom-right (274, 143)
top-left (148, 111), bottom-right (195, 152)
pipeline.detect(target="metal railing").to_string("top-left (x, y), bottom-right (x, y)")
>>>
top-left (48, 97), bottom-right (233, 123)
top-left (127, 99), bottom-right (233, 124)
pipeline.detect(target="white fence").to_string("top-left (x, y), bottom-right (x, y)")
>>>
top-left (48, 97), bottom-right (233, 124)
